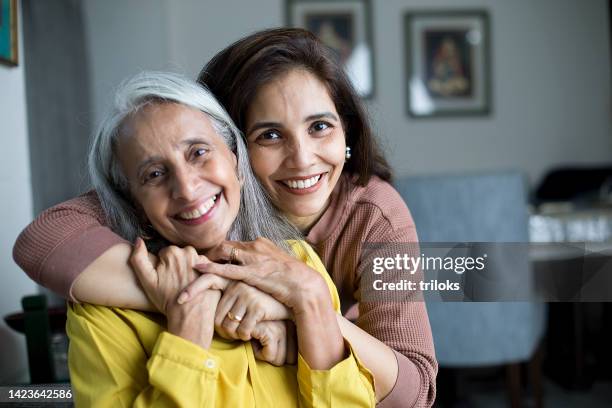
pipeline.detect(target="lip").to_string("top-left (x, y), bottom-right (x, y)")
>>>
top-left (172, 193), bottom-right (221, 226)
top-left (276, 173), bottom-right (326, 195)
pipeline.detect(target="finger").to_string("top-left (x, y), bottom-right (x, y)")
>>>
top-left (275, 324), bottom-right (287, 366)
top-left (177, 274), bottom-right (230, 304)
top-left (222, 302), bottom-right (248, 338)
top-left (236, 306), bottom-right (263, 342)
top-left (215, 290), bottom-right (238, 327)
top-left (205, 241), bottom-right (242, 263)
top-left (195, 262), bottom-right (259, 285)
top-left (251, 339), bottom-right (263, 358)
top-left (130, 238), bottom-right (156, 284)
top-left (196, 254), bottom-right (211, 266)
top-left (255, 324), bottom-right (280, 366)
top-left (285, 321), bottom-right (297, 365)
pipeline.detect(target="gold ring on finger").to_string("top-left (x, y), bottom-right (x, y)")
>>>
top-left (229, 247), bottom-right (238, 265)
top-left (227, 311), bottom-right (243, 322)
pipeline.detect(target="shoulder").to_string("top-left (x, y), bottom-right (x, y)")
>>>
top-left (67, 303), bottom-right (161, 338)
top-left (48, 190), bottom-right (104, 216)
top-left (343, 176), bottom-right (416, 236)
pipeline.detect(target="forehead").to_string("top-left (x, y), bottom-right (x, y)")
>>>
top-left (248, 69), bottom-right (337, 120)
top-left (120, 103), bottom-right (222, 149)
top-left (115, 103), bottom-right (228, 172)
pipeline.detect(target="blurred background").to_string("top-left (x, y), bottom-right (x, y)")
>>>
top-left (0, 0), bottom-right (611, 406)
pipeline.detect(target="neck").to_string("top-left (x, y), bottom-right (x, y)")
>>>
top-left (287, 202), bottom-right (329, 234)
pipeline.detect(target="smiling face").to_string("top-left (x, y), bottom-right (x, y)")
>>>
top-left (116, 102), bottom-right (241, 250)
top-left (245, 69), bottom-right (346, 232)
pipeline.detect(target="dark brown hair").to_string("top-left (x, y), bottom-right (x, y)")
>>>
top-left (197, 27), bottom-right (392, 185)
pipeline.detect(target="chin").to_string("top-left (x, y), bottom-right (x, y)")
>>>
top-left (287, 205), bottom-right (325, 218)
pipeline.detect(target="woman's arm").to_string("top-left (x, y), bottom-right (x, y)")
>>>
top-left (12, 191), bottom-right (154, 308)
top-left (192, 240), bottom-right (397, 402)
top-left (73, 243), bottom-right (155, 310)
top-left (335, 315), bottom-right (399, 401)
top-left (356, 219), bottom-right (437, 408)
top-left (198, 239), bottom-right (346, 370)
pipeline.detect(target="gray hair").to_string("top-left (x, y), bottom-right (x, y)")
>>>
top-left (88, 71), bottom-right (300, 252)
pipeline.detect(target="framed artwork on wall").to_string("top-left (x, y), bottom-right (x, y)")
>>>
top-left (286, 0), bottom-right (374, 98)
top-left (405, 10), bottom-right (491, 118)
top-left (0, 0), bottom-right (17, 66)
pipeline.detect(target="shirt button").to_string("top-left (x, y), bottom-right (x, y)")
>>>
top-left (204, 358), bottom-right (215, 369)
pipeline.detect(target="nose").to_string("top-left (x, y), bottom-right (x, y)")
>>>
top-left (171, 166), bottom-right (198, 201)
top-left (284, 134), bottom-right (316, 170)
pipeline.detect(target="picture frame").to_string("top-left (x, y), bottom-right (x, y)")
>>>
top-left (286, 0), bottom-right (374, 98)
top-left (0, 0), bottom-right (18, 66)
top-left (404, 10), bottom-right (491, 118)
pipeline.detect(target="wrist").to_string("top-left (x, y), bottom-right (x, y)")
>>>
top-left (167, 290), bottom-right (220, 349)
top-left (292, 287), bottom-right (336, 324)
top-left (290, 264), bottom-right (331, 313)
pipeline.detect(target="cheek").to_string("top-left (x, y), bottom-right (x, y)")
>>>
top-left (248, 147), bottom-right (277, 183)
top-left (324, 132), bottom-right (347, 165)
top-left (133, 189), bottom-right (167, 224)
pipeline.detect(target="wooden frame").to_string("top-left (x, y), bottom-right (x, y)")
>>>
top-left (405, 10), bottom-right (491, 118)
top-left (0, 0), bottom-right (18, 66)
top-left (286, 0), bottom-right (375, 98)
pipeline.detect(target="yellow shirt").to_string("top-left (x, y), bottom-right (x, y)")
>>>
top-left (67, 241), bottom-right (375, 407)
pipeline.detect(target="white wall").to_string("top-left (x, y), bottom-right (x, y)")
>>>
top-left (83, 0), bottom-right (611, 186)
top-left (373, 0), bottom-right (611, 185)
top-left (82, 0), bottom-right (170, 125)
top-left (0, 3), bottom-right (38, 383)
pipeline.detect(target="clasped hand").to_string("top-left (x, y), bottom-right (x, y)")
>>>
top-left (130, 238), bottom-right (296, 365)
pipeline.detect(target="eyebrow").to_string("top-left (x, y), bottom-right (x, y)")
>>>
top-left (135, 138), bottom-right (212, 177)
top-left (246, 111), bottom-right (339, 135)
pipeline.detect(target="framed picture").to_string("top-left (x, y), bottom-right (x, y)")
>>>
top-left (405, 11), bottom-right (491, 118)
top-left (0, 0), bottom-right (17, 66)
top-left (286, 0), bottom-right (374, 98)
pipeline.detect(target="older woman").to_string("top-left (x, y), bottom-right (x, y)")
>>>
top-left (66, 71), bottom-right (374, 407)
top-left (14, 29), bottom-right (436, 407)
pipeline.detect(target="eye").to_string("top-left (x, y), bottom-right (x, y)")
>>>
top-left (143, 169), bottom-right (165, 184)
top-left (309, 121), bottom-right (332, 134)
top-left (255, 130), bottom-right (282, 145)
top-left (192, 147), bottom-right (207, 158)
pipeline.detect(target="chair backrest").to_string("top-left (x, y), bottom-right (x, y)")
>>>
top-left (396, 171), bottom-right (529, 242)
top-left (395, 171), bottom-right (546, 366)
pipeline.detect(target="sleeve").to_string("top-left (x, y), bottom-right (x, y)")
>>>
top-left (12, 191), bottom-right (127, 300)
top-left (291, 241), bottom-right (376, 407)
top-left (67, 304), bottom-right (219, 408)
top-left (355, 205), bottom-right (438, 408)
top-left (297, 340), bottom-right (376, 407)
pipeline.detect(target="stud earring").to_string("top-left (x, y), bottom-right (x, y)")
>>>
top-left (345, 146), bottom-right (352, 160)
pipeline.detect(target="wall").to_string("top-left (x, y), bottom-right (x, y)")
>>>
top-left (82, 0), bottom-right (169, 125)
top-left (0, 3), bottom-right (38, 383)
top-left (373, 0), bottom-right (611, 185)
top-left (84, 0), bottom-right (612, 186)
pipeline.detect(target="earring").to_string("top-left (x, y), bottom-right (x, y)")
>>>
top-left (345, 146), bottom-right (352, 160)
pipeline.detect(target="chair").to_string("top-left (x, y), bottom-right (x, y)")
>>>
top-left (4, 295), bottom-right (69, 384)
top-left (395, 171), bottom-right (546, 408)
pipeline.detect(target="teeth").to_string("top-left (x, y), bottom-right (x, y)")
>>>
top-left (178, 195), bottom-right (217, 219)
top-left (283, 175), bottom-right (321, 189)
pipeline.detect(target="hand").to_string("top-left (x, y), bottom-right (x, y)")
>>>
top-left (199, 239), bottom-right (345, 370)
top-left (216, 281), bottom-right (292, 341)
top-left (176, 269), bottom-right (292, 341)
top-left (167, 289), bottom-right (221, 350)
top-left (130, 238), bottom-right (220, 349)
top-left (196, 238), bottom-right (330, 314)
top-left (250, 320), bottom-right (297, 366)
top-left (130, 238), bottom-right (205, 314)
